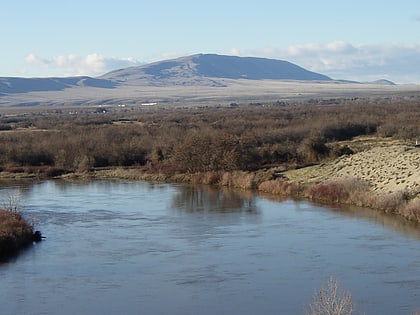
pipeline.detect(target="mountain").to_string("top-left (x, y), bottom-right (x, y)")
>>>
top-left (0, 76), bottom-right (117, 95)
top-left (0, 54), bottom-right (409, 107)
top-left (100, 54), bottom-right (331, 86)
top-left (370, 79), bottom-right (396, 86)
top-left (0, 54), bottom-right (330, 95)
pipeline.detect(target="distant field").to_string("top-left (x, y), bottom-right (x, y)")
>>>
top-left (0, 79), bottom-right (419, 108)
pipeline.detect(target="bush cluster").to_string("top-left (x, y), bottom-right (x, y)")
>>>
top-left (0, 209), bottom-right (34, 260)
top-left (0, 99), bottom-right (418, 175)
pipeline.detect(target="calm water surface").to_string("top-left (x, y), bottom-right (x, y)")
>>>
top-left (0, 180), bottom-right (419, 315)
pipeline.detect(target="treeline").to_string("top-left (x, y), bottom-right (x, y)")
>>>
top-left (0, 100), bottom-right (418, 175)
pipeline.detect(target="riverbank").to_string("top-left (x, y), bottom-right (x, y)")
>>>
top-left (282, 137), bottom-right (420, 221)
top-left (87, 136), bottom-right (420, 223)
top-left (0, 209), bottom-right (35, 261)
top-left (1, 136), bottom-right (419, 223)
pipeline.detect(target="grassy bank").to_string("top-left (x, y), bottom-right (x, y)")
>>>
top-left (90, 145), bottom-right (420, 223)
top-left (0, 209), bottom-right (34, 261)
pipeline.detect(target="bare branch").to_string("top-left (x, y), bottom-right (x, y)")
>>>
top-left (305, 276), bottom-right (355, 315)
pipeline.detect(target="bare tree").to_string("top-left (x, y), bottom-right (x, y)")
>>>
top-left (2, 190), bottom-right (22, 213)
top-left (305, 276), bottom-right (355, 315)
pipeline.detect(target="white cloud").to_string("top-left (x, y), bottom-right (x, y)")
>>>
top-left (246, 42), bottom-right (420, 83)
top-left (25, 53), bottom-right (142, 77)
top-left (229, 48), bottom-right (241, 56)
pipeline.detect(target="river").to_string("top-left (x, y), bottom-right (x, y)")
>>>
top-left (0, 180), bottom-right (419, 315)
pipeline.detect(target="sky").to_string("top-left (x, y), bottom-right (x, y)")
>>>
top-left (1, 0), bottom-right (420, 83)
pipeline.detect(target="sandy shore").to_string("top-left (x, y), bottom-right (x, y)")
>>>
top-left (285, 137), bottom-right (420, 198)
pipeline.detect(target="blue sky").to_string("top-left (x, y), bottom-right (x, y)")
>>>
top-left (1, 0), bottom-right (420, 83)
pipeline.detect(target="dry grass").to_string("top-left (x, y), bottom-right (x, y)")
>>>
top-left (190, 171), bottom-right (258, 190)
top-left (401, 198), bottom-right (420, 222)
top-left (221, 171), bottom-right (257, 190)
top-left (258, 178), bottom-right (303, 196)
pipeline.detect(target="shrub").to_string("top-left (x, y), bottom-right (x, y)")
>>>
top-left (307, 183), bottom-right (347, 203)
top-left (191, 172), bottom-right (221, 185)
top-left (375, 191), bottom-right (408, 213)
top-left (307, 178), bottom-right (370, 204)
top-left (6, 166), bottom-right (25, 173)
top-left (298, 133), bottom-right (330, 164)
top-left (3, 166), bottom-right (65, 177)
top-left (401, 198), bottom-right (420, 221)
top-left (75, 155), bottom-right (93, 173)
top-left (305, 276), bottom-right (355, 315)
top-left (148, 162), bottom-right (178, 175)
top-left (219, 171), bottom-right (257, 190)
top-left (0, 209), bottom-right (34, 260)
top-left (332, 145), bottom-right (354, 158)
top-left (0, 99), bottom-right (419, 176)
top-left (0, 124), bottom-right (12, 131)
top-left (258, 178), bottom-right (301, 196)
top-left (43, 166), bottom-right (66, 177)
top-left (322, 122), bottom-right (377, 141)
top-left (231, 171), bottom-right (257, 190)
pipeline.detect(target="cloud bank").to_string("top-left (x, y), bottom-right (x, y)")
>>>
top-left (242, 41), bottom-right (420, 83)
top-left (25, 53), bottom-right (142, 77)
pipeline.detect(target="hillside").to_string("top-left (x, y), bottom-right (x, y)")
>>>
top-left (100, 54), bottom-right (331, 86)
top-left (286, 137), bottom-right (420, 197)
top-left (0, 76), bottom-right (117, 95)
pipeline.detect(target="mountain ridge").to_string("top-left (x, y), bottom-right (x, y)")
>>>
top-left (100, 54), bottom-right (332, 86)
top-left (0, 76), bottom-right (117, 94)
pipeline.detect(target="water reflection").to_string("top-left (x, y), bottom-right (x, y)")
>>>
top-left (172, 184), bottom-right (259, 214)
top-left (260, 192), bottom-right (420, 240)
top-left (323, 202), bottom-right (420, 240)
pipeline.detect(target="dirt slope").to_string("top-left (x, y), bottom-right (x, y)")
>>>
top-left (285, 137), bottom-right (420, 197)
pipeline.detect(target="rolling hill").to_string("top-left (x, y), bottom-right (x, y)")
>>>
top-left (100, 54), bottom-right (332, 86)
top-left (0, 76), bottom-right (117, 95)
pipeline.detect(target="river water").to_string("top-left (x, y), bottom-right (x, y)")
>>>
top-left (0, 180), bottom-right (419, 315)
